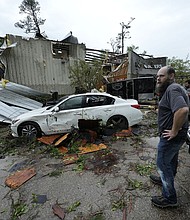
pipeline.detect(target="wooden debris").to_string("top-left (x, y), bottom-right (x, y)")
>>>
top-left (37, 134), bottom-right (61, 145)
top-left (114, 128), bottom-right (132, 138)
top-left (58, 146), bottom-right (68, 154)
top-left (78, 143), bottom-right (107, 154)
top-left (63, 154), bottom-right (78, 165)
top-left (5, 167), bottom-right (36, 189)
top-left (52, 202), bottom-right (65, 220)
top-left (54, 133), bottom-right (69, 146)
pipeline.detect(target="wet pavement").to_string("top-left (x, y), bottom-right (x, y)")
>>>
top-left (0, 136), bottom-right (190, 220)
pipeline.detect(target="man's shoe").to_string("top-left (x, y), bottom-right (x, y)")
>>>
top-left (151, 196), bottom-right (178, 208)
top-left (150, 174), bottom-right (162, 186)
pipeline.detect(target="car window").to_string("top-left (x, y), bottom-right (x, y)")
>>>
top-left (85, 95), bottom-right (114, 107)
top-left (59, 96), bottom-right (83, 110)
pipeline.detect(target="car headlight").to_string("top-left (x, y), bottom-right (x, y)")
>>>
top-left (11, 119), bottom-right (20, 125)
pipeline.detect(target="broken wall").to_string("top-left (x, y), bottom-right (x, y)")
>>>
top-left (127, 51), bottom-right (167, 78)
top-left (1, 35), bottom-right (86, 95)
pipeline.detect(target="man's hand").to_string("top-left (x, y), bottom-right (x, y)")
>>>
top-left (162, 129), bottom-right (178, 140)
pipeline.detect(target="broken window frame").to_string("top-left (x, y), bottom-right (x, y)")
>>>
top-left (51, 42), bottom-right (70, 60)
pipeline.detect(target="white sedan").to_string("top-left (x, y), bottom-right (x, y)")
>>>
top-left (11, 92), bottom-right (143, 137)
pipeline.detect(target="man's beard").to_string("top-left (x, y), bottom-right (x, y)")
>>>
top-left (155, 80), bottom-right (171, 99)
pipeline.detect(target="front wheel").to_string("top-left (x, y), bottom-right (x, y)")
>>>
top-left (18, 122), bottom-right (42, 138)
top-left (106, 115), bottom-right (129, 130)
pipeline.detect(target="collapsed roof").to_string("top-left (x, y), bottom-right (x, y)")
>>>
top-left (0, 80), bottom-right (49, 123)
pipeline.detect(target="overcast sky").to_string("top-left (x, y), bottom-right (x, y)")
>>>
top-left (1, 0), bottom-right (190, 60)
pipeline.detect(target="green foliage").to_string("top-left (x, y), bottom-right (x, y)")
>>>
top-left (48, 170), bottom-right (63, 177)
top-left (45, 145), bottom-right (63, 158)
top-left (168, 56), bottom-right (190, 84)
top-left (127, 45), bottom-right (139, 52)
top-left (128, 179), bottom-right (143, 189)
top-left (69, 59), bottom-right (104, 92)
top-left (68, 140), bottom-right (81, 154)
top-left (67, 201), bottom-right (81, 212)
top-left (111, 198), bottom-right (125, 211)
top-left (72, 155), bottom-right (87, 172)
top-left (90, 213), bottom-right (105, 220)
top-left (136, 163), bottom-right (155, 176)
top-left (32, 193), bottom-right (38, 203)
top-left (11, 200), bottom-right (28, 220)
top-left (15, 0), bottom-right (46, 36)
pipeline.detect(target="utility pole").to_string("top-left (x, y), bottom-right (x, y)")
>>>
top-left (120, 18), bottom-right (135, 54)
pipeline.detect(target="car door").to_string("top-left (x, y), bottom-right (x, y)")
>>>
top-left (82, 95), bottom-right (115, 124)
top-left (46, 96), bottom-right (84, 133)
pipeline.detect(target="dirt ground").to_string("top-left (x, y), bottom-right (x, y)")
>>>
top-left (0, 110), bottom-right (190, 220)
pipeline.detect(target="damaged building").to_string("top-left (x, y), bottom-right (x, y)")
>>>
top-left (0, 33), bottom-right (167, 128)
top-left (85, 48), bottom-right (167, 101)
top-left (0, 33), bottom-right (86, 95)
top-left (1, 34), bottom-right (167, 96)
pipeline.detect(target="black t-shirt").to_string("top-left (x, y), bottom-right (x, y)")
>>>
top-left (158, 83), bottom-right (189, 133)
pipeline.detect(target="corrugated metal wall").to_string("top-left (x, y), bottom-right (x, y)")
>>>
top-left (3, 35), bottom-right (86, 95)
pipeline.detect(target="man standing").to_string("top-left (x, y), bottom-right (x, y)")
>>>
top-left (150, 66), bottom-right (189, 208)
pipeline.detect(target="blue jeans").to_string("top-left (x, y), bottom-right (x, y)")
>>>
top-left (156, 134), bottom-right (186, 203)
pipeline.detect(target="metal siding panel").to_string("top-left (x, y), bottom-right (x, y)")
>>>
top-left (3, 35), bottom-right (85, 95)
top-left (0, 81), bottom-right (48, 97)
top-left (0, 89), bottom-right (42, 110)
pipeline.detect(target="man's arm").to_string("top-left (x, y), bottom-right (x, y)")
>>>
top-left (163, 107), bottom-right (189, 140)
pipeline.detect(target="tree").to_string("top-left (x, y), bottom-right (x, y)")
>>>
top-left (167, 56), bottom-right (190, 84)
top-left (127, 45), bottom-right (139, 52)
top-left (108, 37), bottom-right (121, 53)
top-left (108, 18), bottom-right (135, 54)
top-left (14, 0), bottom-right (46, 37)
top-left (69, 60), bottom-right (104, 92)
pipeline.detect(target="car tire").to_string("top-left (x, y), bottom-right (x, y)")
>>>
top-left (18, 122), bottom-right (42, 138)
top-left (106, 115), bottom-right (129, 130)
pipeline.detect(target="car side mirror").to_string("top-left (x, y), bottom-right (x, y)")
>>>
top-left (53, 106), bottom-right (59, 112)
top-left (86, 97), bottom-right (92, 105)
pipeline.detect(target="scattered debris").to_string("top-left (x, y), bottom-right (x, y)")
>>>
top-left (114, 128), bottom-right (133, 139)
top-left (37, 134), bottom-right (61, 145)
top-left (58, 146), bottom-right (68, 154)
top-left (0, 78), bottom-right (51, 123)
top-left (78, 143), bottom-right (107, 154)
top-left (32, 194), bottom-right (47, 204)
top-left (85, 150), bottom-right (118, 174)
top-left (63, 154), bottom-right (78, 165)
top-left (5, 167), bottom-right (36, 189)
top-left (52, 202), bottom-right (65, 220)
top-left (38, 128), bottom-right (109, 157)
top-left (54, 133), bottom-right (69, 146)
top-left (8, 159), bottom-right (30, 172)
